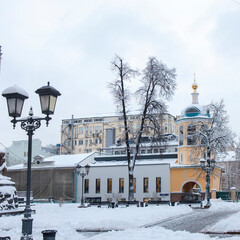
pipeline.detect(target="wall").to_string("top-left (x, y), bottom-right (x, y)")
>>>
top-left (7, 167), bottom-right (75, 201)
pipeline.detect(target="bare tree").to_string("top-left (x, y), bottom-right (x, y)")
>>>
top-left (109, 55), bottom-right (138, 200)
top-left (109, 56), bottom-right (176, 201)
top-left (192, 100), bottom-right (235, 161)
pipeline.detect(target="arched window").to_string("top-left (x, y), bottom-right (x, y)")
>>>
top-left (179, 125), bottom-right (184, 146)
top-left (200, 124), bottom-right (208, 145)
top-left (165, 122), bottom-right (168, 132)
top-left (185, 107), bottom-right (200, 117)
top-left (187, 124), bottom-right (197, 145)
top-left (180, 153), bottom-right (183, 163)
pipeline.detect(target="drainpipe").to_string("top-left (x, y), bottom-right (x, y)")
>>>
top-left (75, 169), bottom-right (78, 203)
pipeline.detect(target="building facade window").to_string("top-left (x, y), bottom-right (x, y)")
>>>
top-left (143, 177), bottom-right (148, 193)
top-left (156, 177), bottom-right (161, 192)
top-left (187, 124), bottom-right (197, 145)
top-left (118, 125), bottom-right (122, 132)
top-left (119, 178), bottom-right (124, 193)
top-left (79, 127), bottom-right (83, 134)
top-left (141, 150), bottom-right (146, 154)
top-left (84, 179), bottom-right (89, 193)
top-left (107, 178), bottom-right (112, 193)
top-left (160, 149), bottom-right (166, 153)
top-left (147, 149), bottom-right (152, 154)
top-left (153, 149), bottom-right (158, 153)
top-left (165, 123), bottom-right (168, 132)
top-left (79, 139), bottom-right (83, 145)
top-left (200, 124), bottom-right (208, 145)
top-left (96, 179), bottom-right (100, 193)
top-left (179, 125), bottom-right (184, 146)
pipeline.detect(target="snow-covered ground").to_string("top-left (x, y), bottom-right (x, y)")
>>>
top-left (0, 199), bottom-right (239, 240)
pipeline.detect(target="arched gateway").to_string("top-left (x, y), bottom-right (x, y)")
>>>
top-left (181, 181), bottom-right (202, 192)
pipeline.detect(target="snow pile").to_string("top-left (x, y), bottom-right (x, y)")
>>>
top-left (207, 199), bottom-right (240, 232)
top-left (0, 175), bottom-right (18, 210)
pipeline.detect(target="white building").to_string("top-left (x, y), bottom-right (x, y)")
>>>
top-left (76, 152), bottom-right (176, 203)
top-left (6, 139), bottom-right (57, 166)
top-left (8, 149), bottom-right (176, 203)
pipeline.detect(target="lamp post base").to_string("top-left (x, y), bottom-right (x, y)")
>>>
top-left (78, 204), bottom-right (88, 208)
top-left (20, 236), bottom-right (33, 240)
top-left (21, 218), bottom-right (33, 240)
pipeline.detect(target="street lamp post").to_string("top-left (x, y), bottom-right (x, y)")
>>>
top-left (200, 157), bottom-right (215, 208)
top-left (2, 82), bottom-right (61, 240)
top-left (76, 164), bottom-right (90, 207)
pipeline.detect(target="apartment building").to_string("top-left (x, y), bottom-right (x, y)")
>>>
top-left (60, 113), bottom-right (177, 154)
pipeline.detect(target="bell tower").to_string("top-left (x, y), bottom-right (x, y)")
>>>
top-left (176, 77), bottom-right (210, 165)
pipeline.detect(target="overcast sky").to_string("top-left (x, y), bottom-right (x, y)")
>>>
top-left (0, 0), bottom-right (239, 148)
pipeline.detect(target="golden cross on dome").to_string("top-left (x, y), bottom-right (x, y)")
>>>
top-left (192, 73), bottom-right (198, 92)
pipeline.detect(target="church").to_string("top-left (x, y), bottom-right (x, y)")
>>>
top-left (170, 80), bottom-right (222, 202)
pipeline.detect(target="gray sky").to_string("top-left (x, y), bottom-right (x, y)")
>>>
top-left (0, 0), bottom-right (239, 148)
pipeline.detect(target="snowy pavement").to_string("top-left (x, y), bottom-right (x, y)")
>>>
top-left (0, 199), bottom-right (239, 240)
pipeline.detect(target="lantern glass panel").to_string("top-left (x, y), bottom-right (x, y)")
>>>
top-left (7, 98), bottom-right (24, 117)
top-left (40, 95), bottom-right (49, 113)
top-left (16, 98), bottom-right (24, 116)
top-left (7, 98), bottom-right (16, 116)
top-left (49, 95), bottom-right (57, 113)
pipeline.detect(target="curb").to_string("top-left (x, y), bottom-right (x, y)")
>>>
top-left (202, 231), bottom-right (240, 235)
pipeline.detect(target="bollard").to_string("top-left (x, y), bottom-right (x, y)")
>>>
top-left (42, 230), bottom-right (57, 240)
top-left (211, 189), bottom-right (216, 199)
top-left (230, 187), bottom-right (237, 201)
top-left (0, 237), bottom-right (11, 240)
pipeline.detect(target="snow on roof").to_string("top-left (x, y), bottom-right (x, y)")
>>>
top-left (91, 158), bottom-right (176, 167)
top-left (109, 141), bottom-right (178, 149)
top-left (2, 85), bottom-right (29, 98)
top-left (43, 152), bottom-right (97, 167)
top-left (181, 104), bottom-right (205, 116)
top-left (8, 152), bottom-right (98, 170)
top-left (178, 103), bottom-right (210, 120)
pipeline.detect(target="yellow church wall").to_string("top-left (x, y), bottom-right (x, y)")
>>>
top-left (170, 167), bottom-right (221, 193)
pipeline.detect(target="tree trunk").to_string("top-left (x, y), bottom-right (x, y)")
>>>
top-left (129, 171), bottom-right (134, 201)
